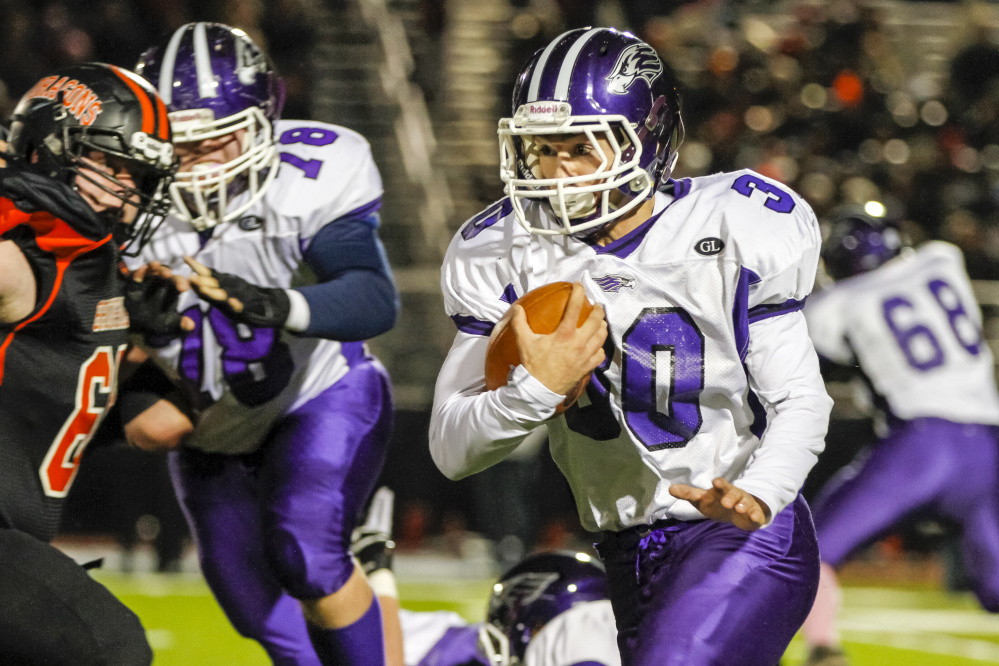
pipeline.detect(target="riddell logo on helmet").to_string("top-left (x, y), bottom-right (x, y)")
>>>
top-left (25, 76), bottom-right (102, 126)
top-left (529, 104), bottom-right (559, 115)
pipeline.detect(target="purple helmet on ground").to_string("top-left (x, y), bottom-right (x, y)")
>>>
top-left (478, 551), bottom-right (608, 665)
top-left (135, 22), bottom-right (285, 230)
top-left (499, 27), bottom-right (683, 236)
top-left (822, 207), bottom-right (904, 281)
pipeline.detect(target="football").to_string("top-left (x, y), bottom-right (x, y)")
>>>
top-left (484, 282), bottom-right (594, 415)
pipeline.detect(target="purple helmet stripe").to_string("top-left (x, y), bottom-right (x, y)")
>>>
top-left (193, 23), bottom-right (219, 99)
top-left (158, 25), bottom-right (188, 104)
top-left (527, 29), bottom-right (573, 102)
top-left (554, 28), bottom-right (603, 101)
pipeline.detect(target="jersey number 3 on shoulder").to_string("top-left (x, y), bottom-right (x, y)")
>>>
top-left (731, 174), bottom-right (795, 214)
top-left (566, 308), bottom-right (705, 450)
top-left (278, 126), bottom-right (338, 180)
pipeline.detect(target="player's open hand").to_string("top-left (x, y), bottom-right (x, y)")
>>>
top-left (510, 281), bottom-right (607, 396)
top-left (669, 477), bottom-right (771, 532)
top-left (184, 255), bottom-right (291, 329)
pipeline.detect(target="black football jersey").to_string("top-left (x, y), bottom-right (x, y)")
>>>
top-left (0, 170), bottom-right (130, 542)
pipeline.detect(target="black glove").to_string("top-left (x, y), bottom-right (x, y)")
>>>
top-left (124, 274), bottom-right (185, 337)
top-left (350, 487), bottom-right (395, 575)
top-left (200, 269), bottom-right (291, 329)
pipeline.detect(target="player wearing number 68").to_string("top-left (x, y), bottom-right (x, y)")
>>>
top-left (122, 23), bottom-right (399, 666)
top-left (800, 210), bottom-right (999, 666)
top-left (431, 27), bottom-right (832, 666)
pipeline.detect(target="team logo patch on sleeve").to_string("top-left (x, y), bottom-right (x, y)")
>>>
top-left (605, 44), bottom-right (663, 95)
top-left (93, 296), bottom-right (130, 331)
top-left (594, 274), bottom-right (635, 292)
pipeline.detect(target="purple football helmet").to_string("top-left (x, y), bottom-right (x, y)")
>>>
top-left (478, 551), bottom-right (608, 665)
top-left (135, 22), bottom-right (285, 230)
top-left (499, 27), bottom-right (683, 236)
top-left (822, 208), bottom-right (904, 281)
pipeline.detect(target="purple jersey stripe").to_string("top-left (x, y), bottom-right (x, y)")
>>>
top-left (671, 178), bottom-right (693, 199)
top-left (501, 284), bottom-right (518, 304)
top-left (733, 268), bottom-right (752, 361)
top-left (748, 297), bottom-right (806, 324)
top-left (746, 375), bottom-right (768, 438)
top-left (342, 196), bottom-right (383, 223)
top-left (593, 207), bottom-right (667, 258)
top-left (451, 314), bottom-right (495, 336)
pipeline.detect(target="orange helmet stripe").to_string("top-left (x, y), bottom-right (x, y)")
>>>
top-left (109, 65), bottom-right (154, 135)
top-left (154, 92), bottom-right (169, 140)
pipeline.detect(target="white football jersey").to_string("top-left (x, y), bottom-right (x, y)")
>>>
top-left (432, 170), bottom-right (832, 532)
top-left (805, 241), bottom-right (999, 425)
top-left (397, 609), bottom-right (468, 666)
top-left (126, 119), bottom-right (383, 454)
top-left (398, 601), bottom-right (620, 666)
top-left (523, 600), bottom-right (621, 666)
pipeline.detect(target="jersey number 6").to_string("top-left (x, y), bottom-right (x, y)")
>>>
top-left (40, 345), bottom-right (126, 498)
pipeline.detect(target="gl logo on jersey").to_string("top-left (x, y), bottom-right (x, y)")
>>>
top-left (695, 237), bottom-right (725, 256)
top-left (605, 44), bottom-right (663, 95)
top-left (238, 215), bottom-right (263, 231)
top-left (594, 274), bottom-right (636, 292)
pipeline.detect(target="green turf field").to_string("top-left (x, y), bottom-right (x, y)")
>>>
top-left (95, 572), bottom-right (999, 665)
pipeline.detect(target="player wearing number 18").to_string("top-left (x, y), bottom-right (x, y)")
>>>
top-left (800, 211), bottom-right (999, 666)
top-left (125, 23), bottom-right (399, 666)
top-left (431, 28), bottom-right (832, 665)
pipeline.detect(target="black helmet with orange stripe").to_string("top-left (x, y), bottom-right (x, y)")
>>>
top-left (6, 63), bottom-right (177, 253)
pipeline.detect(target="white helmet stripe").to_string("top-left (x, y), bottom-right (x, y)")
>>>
top-left (554, 27), bottom-right (603, 101)
top-left (526, 28), bottom-right (574, 102)
top-left (158, 24), bottom-right (189, 105)
top-left (193, 22), bottom-right (219, 99)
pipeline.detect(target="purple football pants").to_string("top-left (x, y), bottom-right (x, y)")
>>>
top-left (169, 360), bottom-right (393, 666)
top-left (812, 417), bottom-right (999, 611)
top-left (597, 494), bottom-right (819, 666)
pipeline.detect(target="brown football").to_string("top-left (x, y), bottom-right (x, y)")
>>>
top-left (484, 282), bottom-right (594, 415)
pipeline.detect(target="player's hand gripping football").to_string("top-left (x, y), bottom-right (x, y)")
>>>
top-left (669, 477), bottom-right (772, 532)
top-left (510, 281), bottom-right (607, 396)
top-left (184, 256), bottom-right (291, 329)
top-left (125, 261), bottom-right (196, 337)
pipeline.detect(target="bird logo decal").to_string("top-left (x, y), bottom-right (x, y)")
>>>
top-left (605, 44), bottom-right (663, 95)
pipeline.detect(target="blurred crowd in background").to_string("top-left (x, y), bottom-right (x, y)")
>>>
top-left (5, 0), bottom-right (999, 568)
top-left (0, 0), bottom-right (320, 119)
top-left (495, 0), bottom-right (999, 280)
top-left (2, 0), bottom-right (999, 276)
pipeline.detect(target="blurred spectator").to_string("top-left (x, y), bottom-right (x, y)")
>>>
top-left (0, 0), bottom-right (318, 125)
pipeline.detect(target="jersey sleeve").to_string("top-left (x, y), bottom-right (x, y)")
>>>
top-left (440, 198), bottom-right (519, 332)
top-left (803, 288), bottom-right (854, 364)
top-left (737, 310), bottom-right (832, 521)
top-left (432, 202), bottom-right (567, 479)
top-left (724, 170), bottom-right (822, 318)
top-left (270, 121), bottom-right (384, 248)
top-left (523, 601), bottom-right (621, 666)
